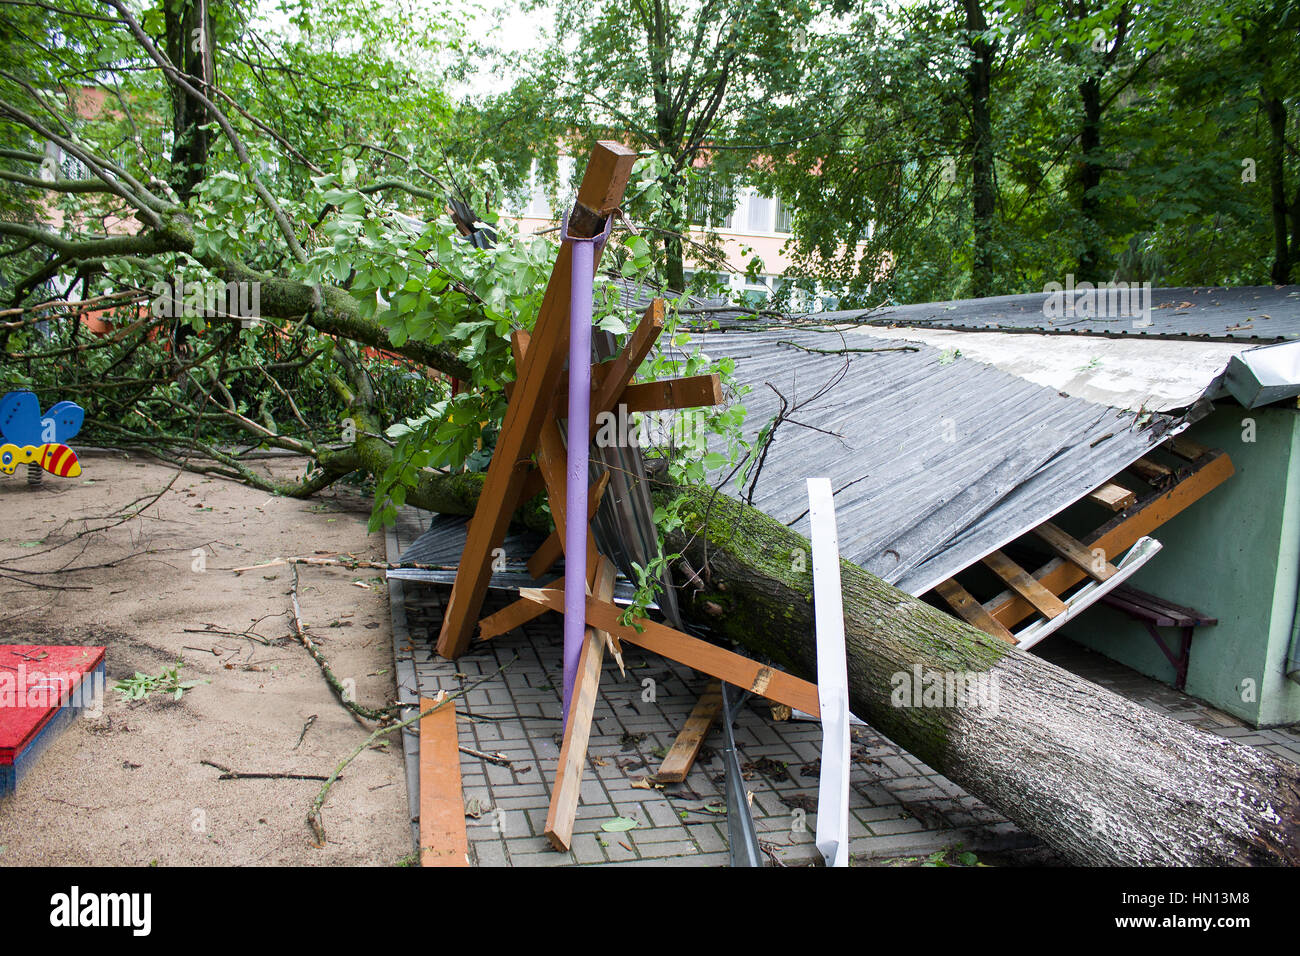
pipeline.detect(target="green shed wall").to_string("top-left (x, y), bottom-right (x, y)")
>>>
top-left (1064, 403), bottom-right (1300, 726)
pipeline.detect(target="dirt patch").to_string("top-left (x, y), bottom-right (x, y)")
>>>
top-left (0, 453), bottom-right (412, 866)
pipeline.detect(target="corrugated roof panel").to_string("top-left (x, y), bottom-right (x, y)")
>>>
top-left (686, 327), bottom-right (1176, 596)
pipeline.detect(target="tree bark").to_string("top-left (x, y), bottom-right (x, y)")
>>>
top-left (962, 0), bottom-right (996, 298)
top-left (163, 0), bottom-right (215, 204)
top-left (1265, 94), bottom-right (1292, 285)
top-left (658, 486), bottom-right (1300, 866)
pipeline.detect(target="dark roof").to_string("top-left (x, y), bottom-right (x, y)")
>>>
top-left (692, 326), bottom-right (1177, 596)
top-left (832, 285), bottom-right (1300, 342)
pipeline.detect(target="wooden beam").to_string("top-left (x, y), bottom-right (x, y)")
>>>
top-left (478, 576), bottom-right (563, 641)
top-left (1087, 481), bottom-right (1137, 511)
top-left (517, 588), bottom-right (821, 716)
top-left (1166, 435), bottom-right (1211, 462)
top-left (436, 142), bottom-right (637, 660)
top-left (526, 471), bottom-right (610, 579)
top-left (988, 451), bottom-right (1235, 629)
top-left (619, 374), bottom-right (722, 415)
top-left (544, 557), bottom-right (617, 852)
top-left (654, 682), bottom-right (722, 783)
top-left (1128, 457), bottom-right (1173, 484)
top-left (589, 299), bottom-right (664, 431)
top-left (981, 550), bottom-right (1068, 618)
top-left (1033, 521), bottom-right (1117, 582)
top-left (419, 695), bottom-right (469, 867)
top-left (933, 578), bottom-right (1017, 643)
top-left (554, 371), bottom-right (724, 418)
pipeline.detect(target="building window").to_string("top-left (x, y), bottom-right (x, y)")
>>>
top-left (775, 196), bottom-right (793, 234)
top-left (746, 192), bottom-right (775, 233)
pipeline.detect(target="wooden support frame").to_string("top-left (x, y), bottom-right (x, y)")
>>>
top-left (987, 451), bottom-right (1235, 630)
top-left (1032, 521), bottom-right (1117, 582)
top-left (437, 142), bottom-right (638, 660)
top-left (981, 550), bottom-right (1068, 618)
top-left (934, 578), bottom-right (1016, 642)
top-left (437, 141), bottom-right (821, 857)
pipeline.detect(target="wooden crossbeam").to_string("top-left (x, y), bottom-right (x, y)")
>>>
top-left (544, 556), bottom-right (617, 852)
top-left (555, 372), bottom-right (723, 418)
top-left (1166, 435), bottom-right (1211, 462)
top-left (589, 299), bottom-right (664, 432)
top-left (655, 681), bottom-right (722, 783)
top-left (419, 695), bottom-right (469, 867)
top-left (478, 575), bottom-right (563, 640)
top-left (1032, 521), bottom-right (1117, 582)
top-left (619, 374), bottom-right (722, 415)
top-left (527, 471), bottom-right (610, 579)
top-left (933, 578), bottom-right (1016, 643)
top-left (436, 142), bottom-right (637, 660)
top-left (981, 550), bottom-right (1068, 618)
top-left (1128, 457), bottom-right (1173, 484)
top-left (1087, 481), bottom-right (1137, 511)
top-left (987, 451), bottom-right (1235, 629)
top-left (517, 588), bottom-right (821, 716)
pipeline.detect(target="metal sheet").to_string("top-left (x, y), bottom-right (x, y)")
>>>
top-left (681, 326), bottom-right (1176, 597)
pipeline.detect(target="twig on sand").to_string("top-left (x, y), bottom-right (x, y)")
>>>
top-left (290, 564), bottom-right (395, 722)
top-left (201, 759), bottom-right (333, 782)
top-left (307, 658), bottom-right (517, 847)
top-left (231, 555), bottom-right (456, 574)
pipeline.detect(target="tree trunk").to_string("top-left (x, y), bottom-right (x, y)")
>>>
top-left (1077, 74), bottom-right (1104, 281)
top-left (962, 0), bottom-right (996, 298)
top-left (658, 486), bottom-right (1300, 866)
top-left (1265, 94), bottom-right (1292, 285)
top-left (163, 0), bottom-right (214, 204)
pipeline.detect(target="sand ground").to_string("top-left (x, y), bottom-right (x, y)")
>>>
top-left (0, 453), bottom-right (411, 866)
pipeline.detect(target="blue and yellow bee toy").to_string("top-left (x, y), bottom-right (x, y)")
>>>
top-left (0, 391), bottom-right (83, 478)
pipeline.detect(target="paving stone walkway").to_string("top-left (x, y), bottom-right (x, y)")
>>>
top-left (387, 508), bottom-right (1300, 867)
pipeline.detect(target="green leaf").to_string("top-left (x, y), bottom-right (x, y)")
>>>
top-left (600, 817), bottom-right (639, 832)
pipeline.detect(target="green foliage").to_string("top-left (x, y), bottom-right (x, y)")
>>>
top-left (115, 662), bottom-right (208, 703)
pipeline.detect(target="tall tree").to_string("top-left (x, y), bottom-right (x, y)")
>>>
top-left (503, 0), bottom-right (822, 290)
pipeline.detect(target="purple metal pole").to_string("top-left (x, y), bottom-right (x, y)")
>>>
top-left (562, 216), bottom-right (595, 725)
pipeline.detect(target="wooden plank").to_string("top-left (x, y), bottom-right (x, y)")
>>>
top-left (619, 374), bottom-right (723, 415)
top-left (981, 550), bottom-right (1069, 618)
top-left (554, 371), bottom-right (723, 417)
top-left (419, 695), bottom-right (469, 867)
top-left (1087, 481), bottom-right (1137, 511)
top-left (543, 557), bottom-right (617, 852)
top-left (988, 451), bottom-right (1235, 629)
top-left (1166, 435), bottom-right (1211, 462)
top-left (436, 142), bottom-right (637, 660)
top-left (1032, 521), bottom-right (1117, 582)
top-left (933, 578), bottom-right (1017, 643)
top-left (478, 575), bottom-right (563, 640)
top-left (1128, 457), bottom-right (1172, 484)
top-left (518, 589), bottom-right (821, 716)
top-left (654, 682), bottom-right (722, 783)
top-left (589, 299), bottom-right (664, 432)
top-left (526, 471), bottom-right (609, 579)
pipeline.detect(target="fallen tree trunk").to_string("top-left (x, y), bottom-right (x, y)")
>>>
top-left (339, 466), bottom-right (1300, 865)
top-left (660, 486), bottom-right (1300, 867)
